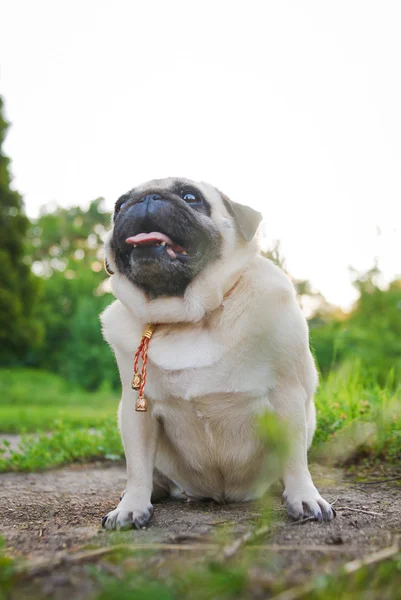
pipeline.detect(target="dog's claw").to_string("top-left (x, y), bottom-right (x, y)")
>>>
top-left (283, 482), bottom-right (335, 522)
top-left (102, 504), bottom-right (153, 531)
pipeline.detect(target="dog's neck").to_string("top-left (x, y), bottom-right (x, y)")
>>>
top-left (111, 243), bottom-right (257, 326)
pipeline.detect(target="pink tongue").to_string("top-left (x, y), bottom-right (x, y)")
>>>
top-left (125, 232), bottom-right (174, 246)
top-left (125, 232), bottom-right (182, 259)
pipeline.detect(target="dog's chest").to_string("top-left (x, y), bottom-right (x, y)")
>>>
top-left (145, 324), bottom-right (274, 401)
top-left (143, 327), bottom-right (274, 500)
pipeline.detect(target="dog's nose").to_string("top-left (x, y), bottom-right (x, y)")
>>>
top-left (138, 193), bottom-right (162, 203)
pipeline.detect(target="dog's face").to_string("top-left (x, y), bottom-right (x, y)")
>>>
top-left (106, 177), bottom-right (262, 299)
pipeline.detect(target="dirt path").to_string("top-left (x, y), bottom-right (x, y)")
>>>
top-left (1, 462), bottom-right (400, 598)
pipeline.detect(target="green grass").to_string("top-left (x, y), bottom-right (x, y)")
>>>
top-left (314, 360), bottom-right (401, 463)
top-left (0, 363), bottom-right (400, 600)
top-left (0, 368), bottom-right (123, 472)
top-left (0, 362), bottom-right (399, 472)
top-left (0, 368), bottom-right (119, 432)
top-left (0, 419), bottom-right (123, 472)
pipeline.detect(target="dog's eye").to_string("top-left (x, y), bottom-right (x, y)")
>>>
top-left (183, 192), bottom-right (198, 203)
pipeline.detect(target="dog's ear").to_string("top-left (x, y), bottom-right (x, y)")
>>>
top-left (221, 193), bottom-right (263, 242)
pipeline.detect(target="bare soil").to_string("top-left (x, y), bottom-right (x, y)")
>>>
top-left (1, 462), bottom-right (401, 599)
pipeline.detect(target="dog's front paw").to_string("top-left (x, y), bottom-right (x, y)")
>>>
top-left (102, 498), bottom-right (153, 530)
top-left (283, 479), bottom-right (335, 523)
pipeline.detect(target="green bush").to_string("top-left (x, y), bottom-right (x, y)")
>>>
top-left (311, 279), bottom-right (401, 384)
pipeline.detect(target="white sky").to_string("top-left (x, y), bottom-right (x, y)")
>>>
top-left (1, 0), bottom-right (400, 308)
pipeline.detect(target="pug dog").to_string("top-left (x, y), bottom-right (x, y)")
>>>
top-left (101, 177), bottom-right (334, 530)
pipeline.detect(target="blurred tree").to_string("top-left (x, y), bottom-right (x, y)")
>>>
top-left (262, 241), bottom-right (401, 382)
top-left (28, 199), bottom-right (119, 389)
top-left (0, 97), bottom-right (41, 364)
top-left (311, 266), bottom-right (401, 383)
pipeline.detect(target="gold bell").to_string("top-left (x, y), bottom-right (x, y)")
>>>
top-left (131, 372), bottom-right (142, 390)
top-left (136, 395), bottom-right (148, 412)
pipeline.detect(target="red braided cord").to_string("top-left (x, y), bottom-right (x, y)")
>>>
top-left (139, 337), bottom-right (150, 397)
top-left (134, 338), bottom-right (144, 374)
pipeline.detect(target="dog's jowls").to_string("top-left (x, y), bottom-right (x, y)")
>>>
top-left (101, 177), bottom-right (334, 530)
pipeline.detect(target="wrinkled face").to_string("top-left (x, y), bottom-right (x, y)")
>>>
top-left (109, 178), bottom-right (223, 298)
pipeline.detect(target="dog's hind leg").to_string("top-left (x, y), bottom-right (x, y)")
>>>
top-left (151, 469), bottom-right (172, 502)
